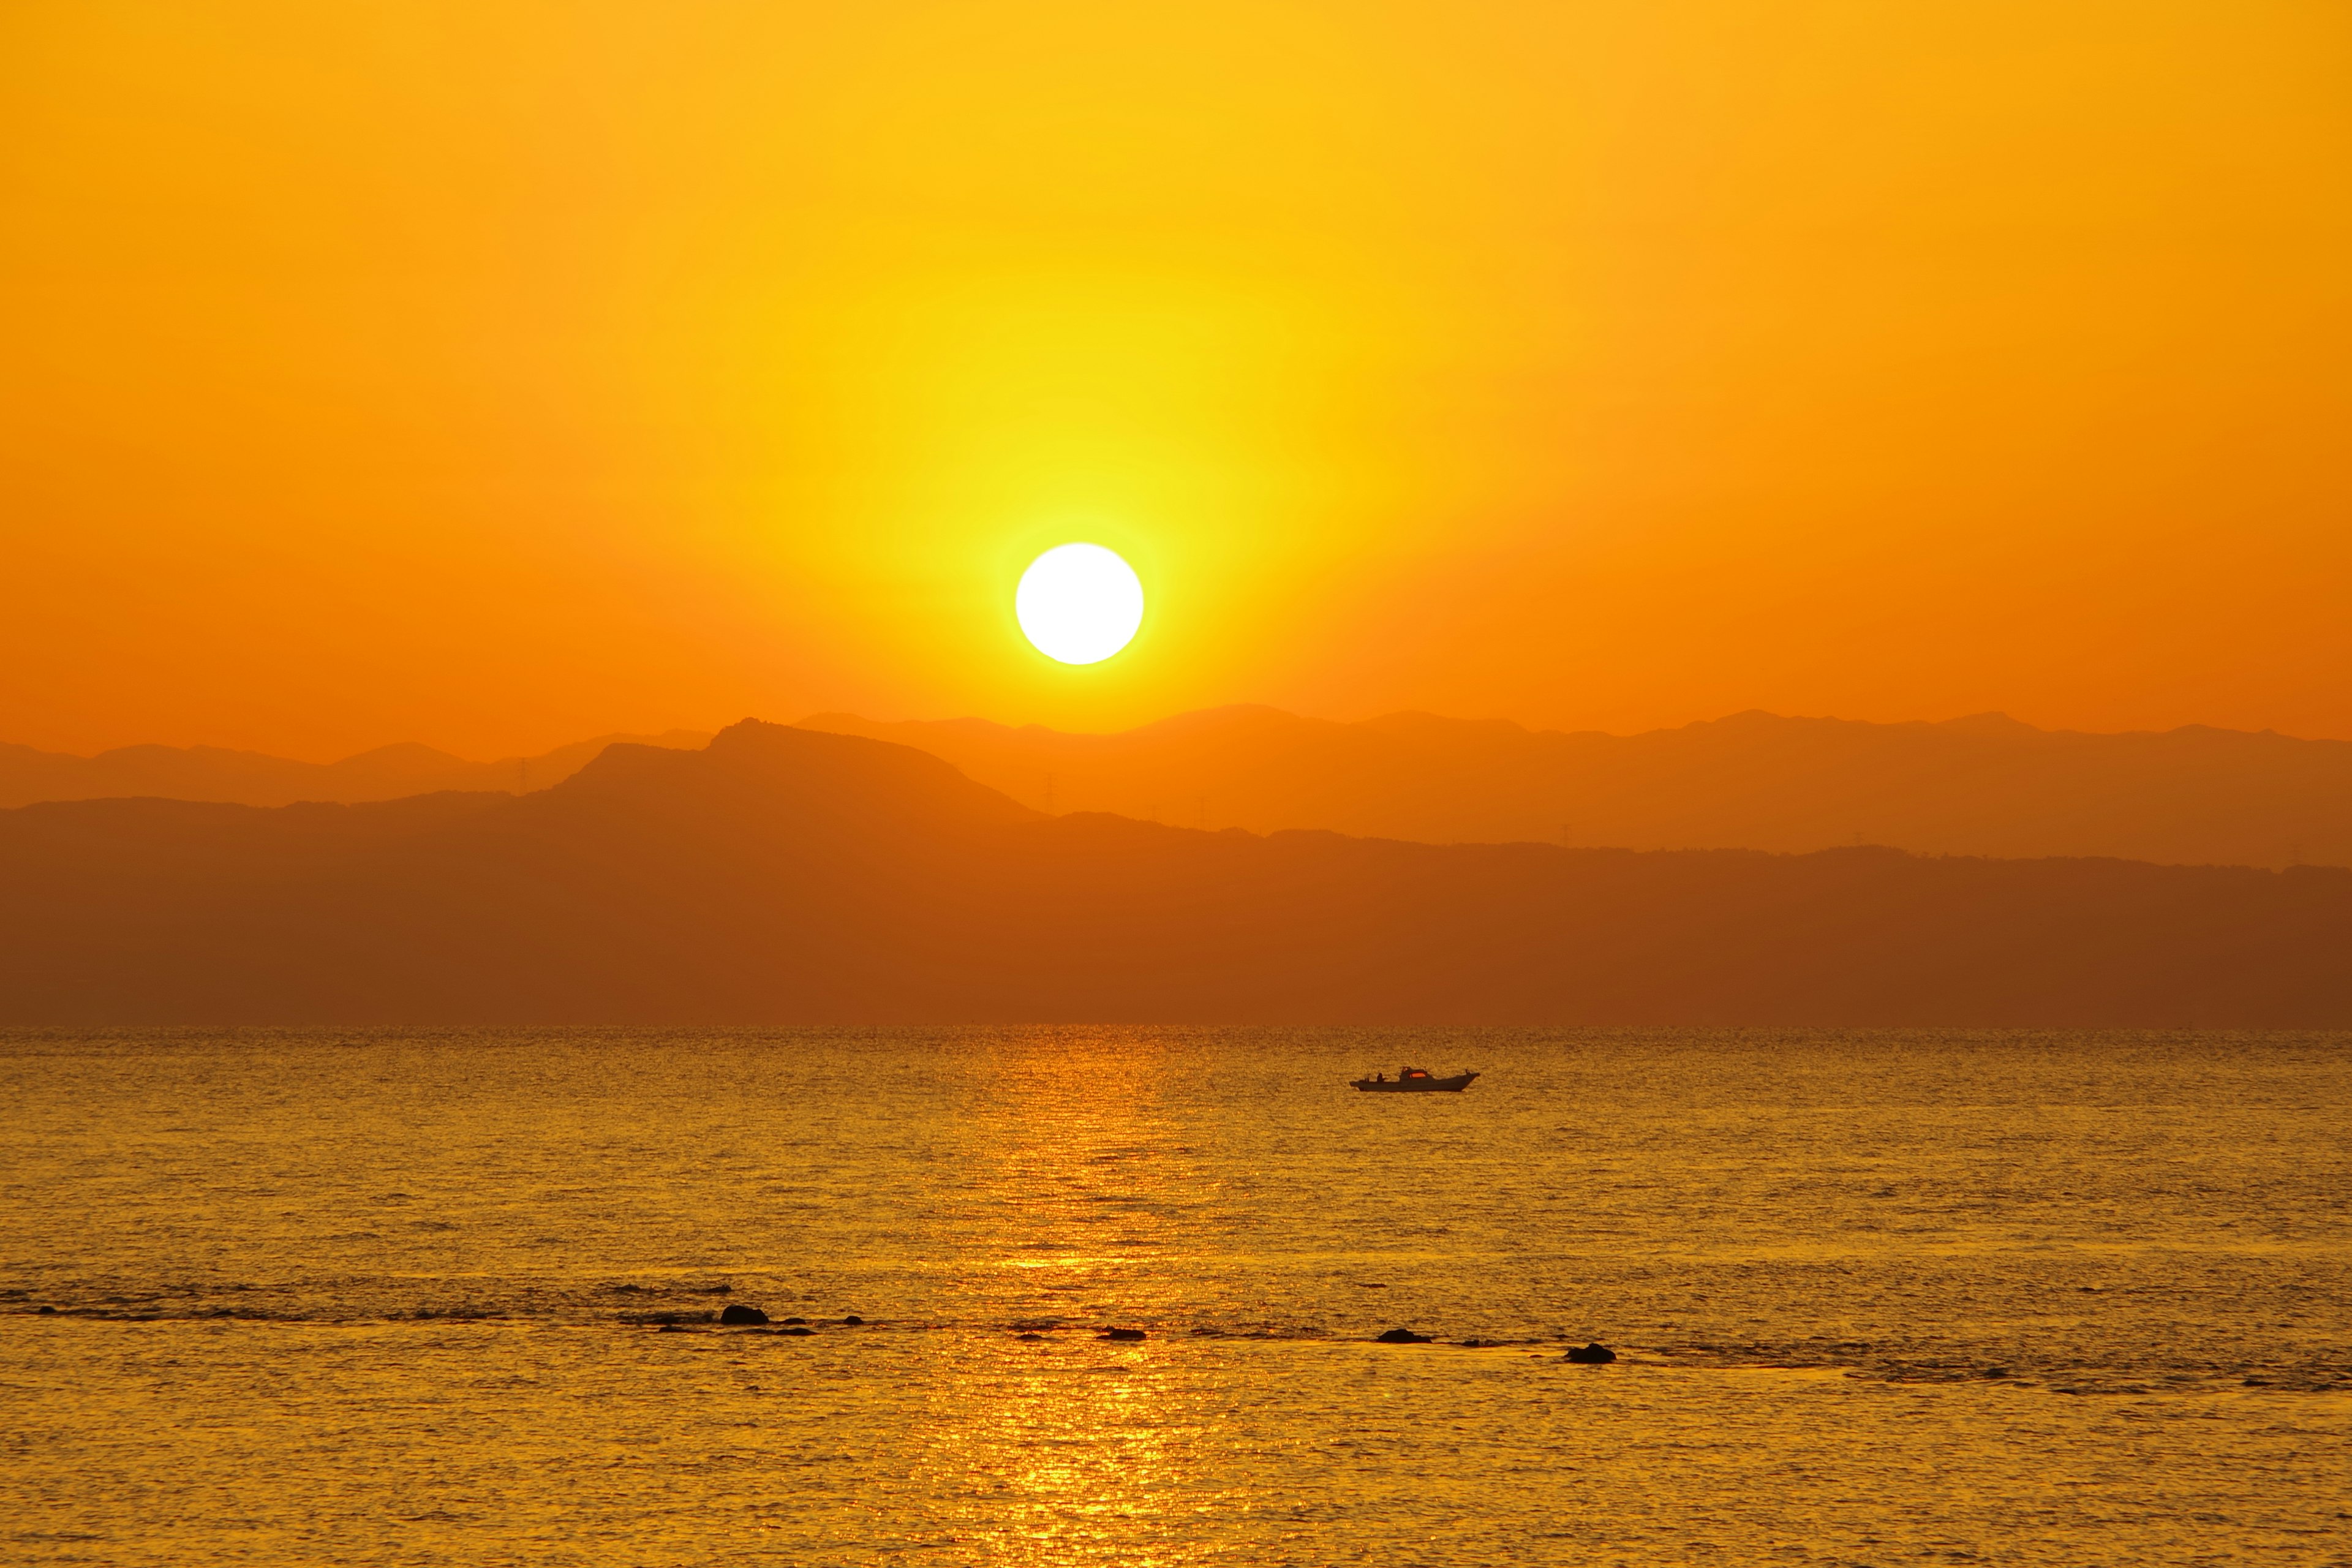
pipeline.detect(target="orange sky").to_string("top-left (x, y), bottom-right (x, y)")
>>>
top-left (4, 1), bottom-right (2348, 761)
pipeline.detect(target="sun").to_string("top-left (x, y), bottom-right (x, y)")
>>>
top-left (1015, 543), bottom-right (1144, 665)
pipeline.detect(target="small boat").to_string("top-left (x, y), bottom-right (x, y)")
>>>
top-left (1351, 1066), bottom-right (1480, 1093)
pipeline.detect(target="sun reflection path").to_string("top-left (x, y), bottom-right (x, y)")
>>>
top-left (906, 1031), bottom-right (1236, 1565)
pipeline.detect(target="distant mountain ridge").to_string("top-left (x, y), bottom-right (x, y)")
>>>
top-left (3, 720), bottom-right (2346, 1026)
top-left (796, 707), bottom-right (2352, 870)
top-left (13, 706), bottom-right (2348, 873)
top-left (0, 730), bottom-right (714, 809)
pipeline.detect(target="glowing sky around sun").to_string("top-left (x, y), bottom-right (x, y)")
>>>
top-left (2, 1), bottom-right (2347, 759)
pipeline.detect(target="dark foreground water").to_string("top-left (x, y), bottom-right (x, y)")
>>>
top-left (2, 1029), bottom-right (2347, 1566)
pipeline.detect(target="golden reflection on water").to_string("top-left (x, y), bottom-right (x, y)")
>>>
top-left (7, 1028), bottom-right (2351, 1566)
top-left (918, 1339), bottom-right (1211, 1567)
top-left (911, 1035), bottom-right (1227, 1565)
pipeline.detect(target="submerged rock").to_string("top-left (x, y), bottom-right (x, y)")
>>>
top-left (841, 1315), bottom-right (864, 1325)
top-left (718, 1304), bottom-right (769, 1326)
top-left (1017, 1332), bottom-right (1044, 1342)
top-left (1566, 1342), bottom-right (1616, 1363)
top-left (1376, 1328), bottom-right (1431, 1344)
top-left (780, 1326), bottom-right (814, 1336)
top-left (1101, 1327), bottom-right (1147, 1341)
top-left (37, 1305), bottom-right (57, 1316)
top-left (782, 1316), bottom-right (809, 1325)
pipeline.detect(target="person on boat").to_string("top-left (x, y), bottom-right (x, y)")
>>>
top-left (1374, 1072), bottom-right (1385, 1083)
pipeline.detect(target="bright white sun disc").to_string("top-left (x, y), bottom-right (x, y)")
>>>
top-left (1016, 543), bottom-right (1144, 665)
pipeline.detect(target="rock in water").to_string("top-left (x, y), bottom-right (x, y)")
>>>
top-left (841, 1315), bottom-right (864, 1325)
top-left (1376, 1328), bottom-right (1431, 1344)
top-left (1101, 1327), bottom-right (1147, 1341)
top-left (1566, 1342), bottom-right (1616, 1363)
top-left (718, 1304), bottom-right (769, 1326)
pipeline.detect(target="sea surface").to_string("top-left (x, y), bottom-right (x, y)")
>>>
top-left (2, 1028), bottom-right (2347, 1566)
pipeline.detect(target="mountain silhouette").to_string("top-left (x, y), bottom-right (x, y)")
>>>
top-left (17, 707), bottom-right (2348, 875)
top-left (799, 706), bottom-right (2352, 870)
top-left (0, 730), bottom-right (713, 809)
top-left (4, 722), bottom-right (2345, 1026)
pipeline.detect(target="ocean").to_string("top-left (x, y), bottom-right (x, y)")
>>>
top-left (4, 1028), bottom-right (2346, 1565)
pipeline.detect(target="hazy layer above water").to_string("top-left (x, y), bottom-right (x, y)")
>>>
top-left (14, 723), bottom-right (2350, 1027)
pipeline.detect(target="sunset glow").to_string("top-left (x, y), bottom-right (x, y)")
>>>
top-left (3, 2), bottom-right (2346, 758)
top-left (5, 7), bottom-right (2350, 1563)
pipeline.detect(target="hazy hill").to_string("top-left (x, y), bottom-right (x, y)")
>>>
top-left (3, 721), bottom-right (2345, 1027)
top-left (798, 707), bottom-right (2352, 869)
top-left (20, 708), bottom-right (2345, 874)
top-left (0, 730), bottom-right (713, 809)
